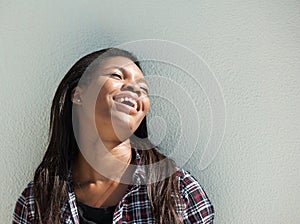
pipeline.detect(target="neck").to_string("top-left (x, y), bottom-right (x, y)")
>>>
top-left (72, 138), bottom-right (132, 184)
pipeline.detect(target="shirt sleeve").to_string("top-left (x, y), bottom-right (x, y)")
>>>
top-left (13, 182), bottom-right (34, 224)
top-left (179, 169), bottom-right (215, 224)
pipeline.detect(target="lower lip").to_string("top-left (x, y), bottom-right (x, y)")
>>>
top-left (113, 101), bottom-right (138, 115)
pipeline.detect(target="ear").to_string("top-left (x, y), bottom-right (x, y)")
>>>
top-left (71, 86), bottom-right (83, 105)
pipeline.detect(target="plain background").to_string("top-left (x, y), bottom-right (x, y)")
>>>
top-left (1, 1), bottom-right (299, 223)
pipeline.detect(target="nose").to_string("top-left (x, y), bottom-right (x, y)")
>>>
top-left (121, 81), bottom-right (141, 96)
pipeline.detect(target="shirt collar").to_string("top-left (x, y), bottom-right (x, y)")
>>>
top-left (64, 149), bottom-right (146, 223)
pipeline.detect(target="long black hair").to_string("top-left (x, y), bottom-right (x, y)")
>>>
top-left (33, 48), bottom-right (184, 223)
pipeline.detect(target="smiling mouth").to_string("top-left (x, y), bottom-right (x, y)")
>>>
top-left (113, 95), bottom-right (139, 112)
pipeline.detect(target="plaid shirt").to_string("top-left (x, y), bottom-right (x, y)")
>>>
top-left (13, 151), bottom-right (214, 223)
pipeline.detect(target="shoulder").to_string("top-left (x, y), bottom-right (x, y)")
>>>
top-left (13, 181), bottom-right (35, 223)
top-left (176, 168), bottom-right (209, 199)
top-left (176, 168), bottom-right (215, 223)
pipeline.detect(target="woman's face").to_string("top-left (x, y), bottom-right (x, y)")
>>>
top-left (78, 56), bottom-right (150, 142)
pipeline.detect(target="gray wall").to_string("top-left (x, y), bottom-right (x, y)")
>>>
top-left (1, 1), bottom-right (299, 223)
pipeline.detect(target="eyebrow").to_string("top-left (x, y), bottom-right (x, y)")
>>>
top-left (105, 66), bottom-right (149, 86)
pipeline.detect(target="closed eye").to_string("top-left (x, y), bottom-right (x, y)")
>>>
top-left (111, 74), bottom-right (122, 79)
top-left (140, 86), bottom-right (149, 95)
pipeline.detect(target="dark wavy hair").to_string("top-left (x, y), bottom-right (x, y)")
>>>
top-left (33, 48), bottom-right (184, 223)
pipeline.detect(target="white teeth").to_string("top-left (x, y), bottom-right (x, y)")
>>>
top-left (115, 96), bottom-right (138, 110)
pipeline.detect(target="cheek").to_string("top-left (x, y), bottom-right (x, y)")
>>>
top-left (94, 93), bottom-right (111, 122)
top-left (95, 80), bottom-right (116, 109)
top-left (143, 98), bottom-right (150, 113)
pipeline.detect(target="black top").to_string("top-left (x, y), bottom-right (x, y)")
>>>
top-left (77, 200), bottom-right (117, 224)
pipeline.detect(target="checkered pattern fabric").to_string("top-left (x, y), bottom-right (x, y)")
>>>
top-left (13, 151), bottom-right (214, 223)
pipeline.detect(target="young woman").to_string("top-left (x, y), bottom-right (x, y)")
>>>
top-left (13, 48), bottom-right (214, 223)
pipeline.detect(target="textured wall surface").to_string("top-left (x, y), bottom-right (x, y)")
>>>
top-left (1, 1), bottom-right (299, 223)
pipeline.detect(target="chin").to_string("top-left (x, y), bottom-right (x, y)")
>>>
top-left (110, 120), bottom-right (135, 141)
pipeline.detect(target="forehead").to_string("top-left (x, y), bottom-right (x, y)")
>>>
top-left (98, 56), bottom-right (143, 75)
top-left (82, 56), bottom-right (148, 87)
